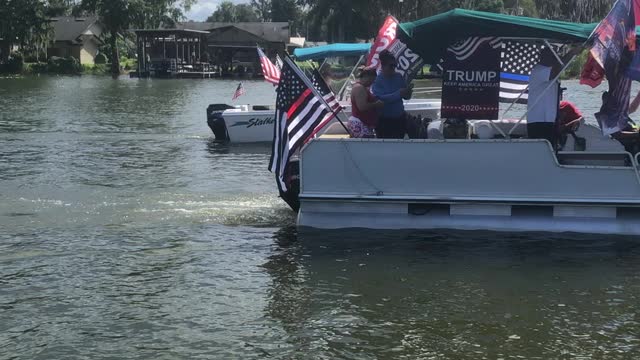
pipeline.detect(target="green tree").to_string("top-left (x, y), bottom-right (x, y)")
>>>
top-left (503, 0), bottom-right (538, 17)
top-left (77, 0), bottom-right (194, 77)
top-left (141, 0), bottom-right (197, 29)
top-left (77, 0), bottom-right (139, 76)
top-left (475, 0), bottom-right (504, 12)
top-left (207, 1), bottom-right (259, 22)
top-left (0, 0), bottom-right (51, 62)
top-left (534, 0), bottom-right (614, 22)
top-left (251, 0), bottom-right (271, 21)
top-left (46, 0), bottom-right (75, 16)
top-left (301, 0), bottom-right (359, 42)
top-left (207, 1), bottom-right (235, 22)
top-left (236, 4), bottom-right (259, 22)
top-left (272, 0), bottom-right (298, 32)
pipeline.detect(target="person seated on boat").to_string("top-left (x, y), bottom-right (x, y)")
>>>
top-left (611, 90), bottom-right (640, 154)
top-left (556, 94), bottom-right (585, 150)
top-left (527, 47), bottom-right (560, 147)
top-left (595, 88), bottom-right (640, 155)
top-left (372, 50), bottom-right (413, 139)
top-left (348, 67), bottom-right (384, 138)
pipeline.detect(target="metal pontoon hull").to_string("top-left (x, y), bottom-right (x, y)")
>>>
top-left (297, 137), bottom-right (640, 236)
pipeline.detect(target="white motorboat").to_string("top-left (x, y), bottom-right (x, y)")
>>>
top-left (277, 9), bottom-right (640, 236)
top-left (206, 99), bottom-right (441, 143)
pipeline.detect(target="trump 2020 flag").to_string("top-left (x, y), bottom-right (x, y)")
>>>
top-left (442, 37), bottom-right (501, 120)
top-left (587, 0), bottom-right (639, 134)
top-left (588, 0), bottom-right (637, 73)
top-left (269, 57), bottom-right (338, 192)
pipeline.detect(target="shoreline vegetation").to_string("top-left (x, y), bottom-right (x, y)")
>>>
top-left (1, 51), bottom-right (590, 80)
top-left (0, 1), bottom-right (615, 78)
top-left (2, 55), bottom-right (591, 80)
top-left (1, 55), bottom-right (137, 76)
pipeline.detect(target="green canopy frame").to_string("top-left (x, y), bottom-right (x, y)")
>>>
top-left (400, 9), bottom-right (595, 64)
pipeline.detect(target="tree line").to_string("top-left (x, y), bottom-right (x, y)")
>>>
top-left (210, 0), bottom-right (616, 42)
top-left (0, 0), bottom-right (617, 76)
top-left (0, 0), bottom-right (195, 76)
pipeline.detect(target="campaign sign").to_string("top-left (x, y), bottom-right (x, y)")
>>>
top-left (387, 38), bottom-right (425, 84)
top-left (367, 15), bottom-right (425, 83)
top-left (367, 16), bottom-right (398, 69)
top-left (441, 38), bottom-right (501, 120)
top-left (590, 0), bottom-right (636, 72)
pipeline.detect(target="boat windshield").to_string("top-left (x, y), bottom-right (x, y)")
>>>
top-left (315, 56), bottom-right (364, 99)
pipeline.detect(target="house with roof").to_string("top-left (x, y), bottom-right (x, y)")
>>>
top-left (176, 21), bottom-right (290, 53)
top-left (174, 21), bottom-right (290, 75)
top-left (48, 17), bottom-right (104, 65)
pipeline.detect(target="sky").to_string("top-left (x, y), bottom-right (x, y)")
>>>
top-left (186, 0), bottom-right (250, 21)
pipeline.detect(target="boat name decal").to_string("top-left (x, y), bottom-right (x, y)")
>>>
top-left (247, 117), bottom-right (275, 128)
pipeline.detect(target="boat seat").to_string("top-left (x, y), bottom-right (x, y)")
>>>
top-left (319, 134), bottom-right (351, 139)
top-left (428, 120), bottom-right (528, 139)
top-left (427, 120), bottom-right (444, 139)
top-left (472, 120), bottom-right (527, 139)
top-left (557, 152), bottom-right (633, 167)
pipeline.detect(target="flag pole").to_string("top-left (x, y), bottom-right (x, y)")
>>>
top-left (284, 55), bottom-right (352, 137)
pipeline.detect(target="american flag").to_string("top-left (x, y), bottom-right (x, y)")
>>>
top-left (275, 53), bottom-right (284, 70)
top-left (499, 41), bottom-right (543, 104)
top-left (232, 82), bottom-right (245, 100)
top-left (269, 57), bottom-right (336, 192)
top-left (257, 47), bottom-right (281, 85)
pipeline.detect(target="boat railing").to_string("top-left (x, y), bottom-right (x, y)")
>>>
top-left (412, 87), bottom-right (441, 95)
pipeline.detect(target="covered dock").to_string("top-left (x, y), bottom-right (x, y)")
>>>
top-left (133, 29), bottom-right (215, 78)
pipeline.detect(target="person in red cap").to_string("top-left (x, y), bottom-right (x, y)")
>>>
top-left (556, 92), bottom-right (586, 150)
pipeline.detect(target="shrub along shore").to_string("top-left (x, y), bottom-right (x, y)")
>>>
top-left (2, 50), bottom-right (590, 79)
top-left (0, 53), bottom-right (137, 76)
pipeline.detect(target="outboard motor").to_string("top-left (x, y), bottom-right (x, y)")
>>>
top-left (206, 104), bottom-right (235, 142)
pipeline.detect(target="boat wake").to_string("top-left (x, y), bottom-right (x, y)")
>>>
top-left (3, 193), bottom-right (295, 230)
top-left (141, 194), bottom-right (295, 227)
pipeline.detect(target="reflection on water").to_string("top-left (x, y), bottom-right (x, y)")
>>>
top-left (2, 76), bottom-right (640, 358)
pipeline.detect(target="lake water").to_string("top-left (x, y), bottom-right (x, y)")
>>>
top-left (1, 76), bottom-right (640, 359)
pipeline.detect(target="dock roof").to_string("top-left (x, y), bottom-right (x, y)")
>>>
top-left (176, 22), bottom-right (290, 43)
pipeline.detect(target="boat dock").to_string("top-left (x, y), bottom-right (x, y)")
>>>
top-left (133, 23), bottom-right (290, 80)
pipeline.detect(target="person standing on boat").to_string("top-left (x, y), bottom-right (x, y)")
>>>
top-left (527, 47), bottom-right (561, 146)
top-left (372, 50), bottom-right (413, 139)
top-left (349, 67), bottom-right (384, 138)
